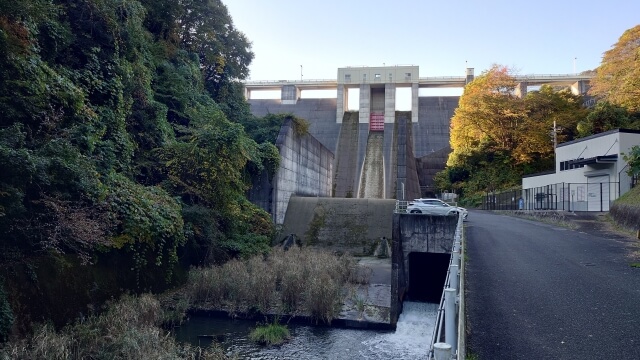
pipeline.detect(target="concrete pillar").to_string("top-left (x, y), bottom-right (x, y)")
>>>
top-left (359, 83), bottom-right (371, 123)
top-left (466, 68), bottom-right (475, 84)
top-left (445, 288), bottom-right (457, 354)
top-left (336, 84), bottom-right (348, 123)
top-left (385, 83), bottom-right (396, 123)
top-left (515, 82), bottom-right (528, 98)
top-left (244, 86), bottom-right (251, 100)
top-left (433, 343), bottom-right (452, 360)
top-left (281, 85), bottom-right (300, 104)
top-left (571, 80), bottom-right (590, 95)
top-left (411, 83), bottom-right (419, 123)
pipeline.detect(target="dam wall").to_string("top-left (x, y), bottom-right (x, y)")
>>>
top-left (413, 96), bottom-right (459, 157)
top-left (248, 96), bottom-right (459, 200)
top-left (249, 98), bottom-right (342, 154)
top-left (396, 115), bottom-right (422, 201)
top-left (416, 146), bottom-right (451, 197)
top-left (333, 112), bottom-right (361, 197)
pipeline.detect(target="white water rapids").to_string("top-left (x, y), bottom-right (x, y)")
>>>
top-left (175, 301), bottom-right (439, 360)
top-left (359, 301), bottom-right (438, 359)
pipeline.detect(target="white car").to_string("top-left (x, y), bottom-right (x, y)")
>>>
top-left (407, 198), bottom-right (468, 220)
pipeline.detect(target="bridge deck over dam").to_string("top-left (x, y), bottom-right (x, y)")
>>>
top-left (244, 73), bottom-right (594, 92)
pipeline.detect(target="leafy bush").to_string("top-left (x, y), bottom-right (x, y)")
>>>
top-left (249, 322), bottom-right (290, 346)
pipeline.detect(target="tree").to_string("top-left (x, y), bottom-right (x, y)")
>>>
top-left (443, 66), bottom-right (590, 200)
top-left (448, 65), bottom-right (525, 167)
top-left (140, 0), bottom-right (254, 101)
top-left (521, 86), bottom-right (587, 170)
top-left (589, 25), bottom-right (640, 113)
top-left (576, 101), bottom-right (634, 137)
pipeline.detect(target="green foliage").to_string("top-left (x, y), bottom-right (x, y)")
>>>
top-left (576, 101), bottom-right (637, 137)
top-left (623, 145), bottom-right (640, 177)
top-left (0, 281), bottom-right (13, 343)
top-left (0, 0), bottom-right (277, 334)
top-left (249, 321), bottom-right (290, 346)
top-left (108, 174), bottom-right (185, 281)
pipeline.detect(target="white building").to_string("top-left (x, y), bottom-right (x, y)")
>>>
top-left (521, 129), bottom-right (640, 211)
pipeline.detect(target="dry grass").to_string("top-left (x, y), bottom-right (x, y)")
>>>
top-left (610, 186), bottom-right (640, 231)
top-left (0, 294), bottom-right (233, 360)
top-left (610, 203), bottom-right (640, 231)
top-left (187, 247), bottom-right (360, 324)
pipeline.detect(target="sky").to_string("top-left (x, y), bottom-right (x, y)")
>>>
top-left (224, 0), bottom-right (640, 82)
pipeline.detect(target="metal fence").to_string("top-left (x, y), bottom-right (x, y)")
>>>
top-left (620, 164), bottom-right (639, 197)
top-left (429, 213), bottom-right (465, 360)
top-left (483, 181), bottom-right (626, 212)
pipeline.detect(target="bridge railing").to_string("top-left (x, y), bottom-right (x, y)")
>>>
top-left (394, 200), bottom-right (408, 213)
top-left (430, 212), bottom-right (465, 359)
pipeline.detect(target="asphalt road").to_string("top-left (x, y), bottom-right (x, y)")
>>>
top-left (465, 211), bottom-right (640, 360)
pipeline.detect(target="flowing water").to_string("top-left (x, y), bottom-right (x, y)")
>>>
top-left (174, 301), bottom-right (438, 359)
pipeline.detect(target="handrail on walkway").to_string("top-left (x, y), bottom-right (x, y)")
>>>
top-left (429, 213), bottom-right (465, 359)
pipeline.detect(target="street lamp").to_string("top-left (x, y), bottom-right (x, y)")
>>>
top-left (300, 65), bottom-right (303, 81)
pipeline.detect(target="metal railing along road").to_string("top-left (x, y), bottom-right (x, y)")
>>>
top-left (429, 212), bottom-right (465, 360)
top-left (244, 73), bottom-right (594, 89)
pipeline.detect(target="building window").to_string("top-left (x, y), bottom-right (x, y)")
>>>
top-left (389, 73), bottom-right (393, 81)
top-left (363, 73), bottom-right (367, 81)
top-left (405, 72), bottom-right (412, 80)
top-left (344, 74), bottom-right (351, 82)
top-left (374, 73), bottom-right (381, 79)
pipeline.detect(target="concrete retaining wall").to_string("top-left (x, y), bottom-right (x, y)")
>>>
top-left (280, 197), bottom-right (396, 255)
top-left (249, 119), bottom-right (334, 224)
top-left (390, 213), bottom-right (457, 325)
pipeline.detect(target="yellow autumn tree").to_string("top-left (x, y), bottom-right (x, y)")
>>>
top-left (589, 25), bottom-right (640, 112)
top-left (448, 65), bottom-right (526, 167)
top-left (441, 65), bottom-right (588, 200)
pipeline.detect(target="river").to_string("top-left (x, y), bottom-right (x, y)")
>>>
top-left (174, 301), bottom-right (438, 359)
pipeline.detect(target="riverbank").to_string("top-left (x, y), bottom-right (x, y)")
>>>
top-left (167, 254), bottom-right (393, 331)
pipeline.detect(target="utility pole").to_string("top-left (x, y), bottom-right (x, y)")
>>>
top-left (553, 120), bottom-right (557, 151)
top-left (553, 120), bottom-right (558, 169)
top-left (300, 65), bottom-right (303, 81)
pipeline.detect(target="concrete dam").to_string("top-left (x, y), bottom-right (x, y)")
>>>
top-left (245, 65), bottom-right (593, 329)
top-left (246, 66), bottom-right (592, 214)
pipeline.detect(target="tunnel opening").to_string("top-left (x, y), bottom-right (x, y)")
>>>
top-left (407, 252), bottom-right (451, 303)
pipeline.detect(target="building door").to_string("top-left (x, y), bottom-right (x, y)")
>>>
top-left (587, 175), bottom-right (610, 211)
